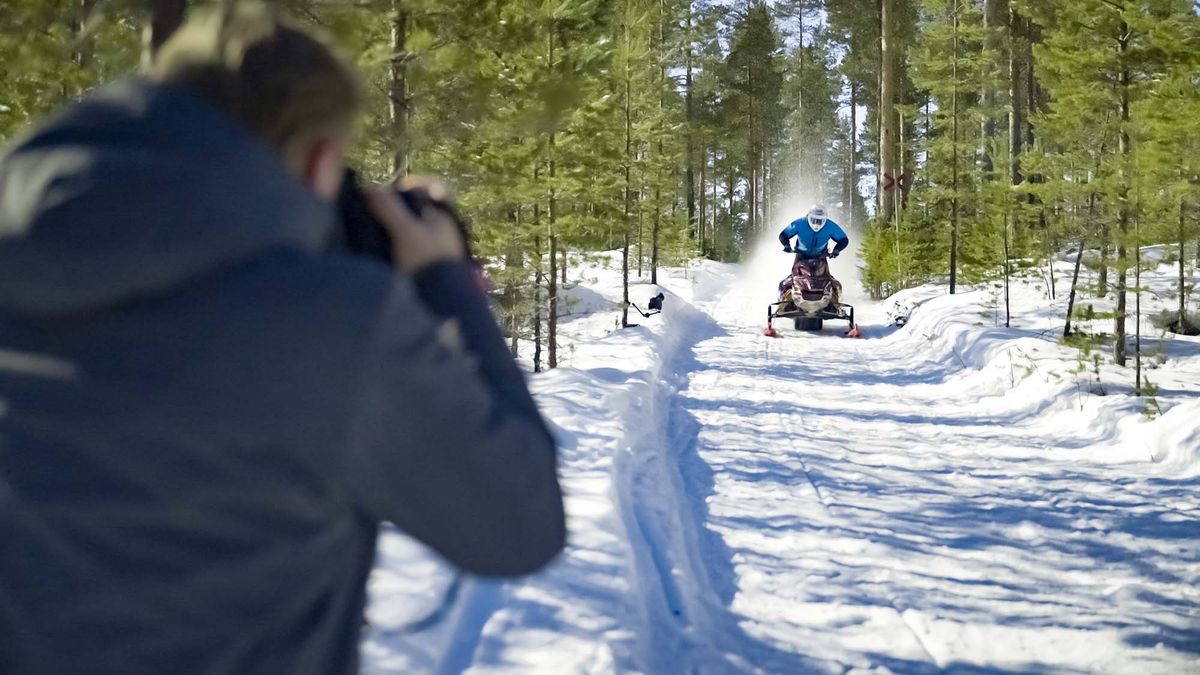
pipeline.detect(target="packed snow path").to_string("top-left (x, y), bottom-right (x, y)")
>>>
top-left (366, 256), bottom-right (1200, 674)
top-left (636, 303), bottom-right (1198, 673)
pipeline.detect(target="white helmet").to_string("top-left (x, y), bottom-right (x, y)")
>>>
top-left (807, 205), bottom-right (828, 232)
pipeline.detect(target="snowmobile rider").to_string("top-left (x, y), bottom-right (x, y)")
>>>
top-left (779, 205), bottom-right (849, 261)
top-left (778, 205), bottom-right (850, 308)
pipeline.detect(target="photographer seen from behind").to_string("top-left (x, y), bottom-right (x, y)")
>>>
top-left (0, 5), bottom-right (564, 674)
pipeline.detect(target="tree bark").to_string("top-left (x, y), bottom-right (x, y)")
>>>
top-left (727, 168), bottom-right (735, 257)
top-left (504, 212), bottom-right (522, 357)
top-left (1135, 207), bottom-right (1142, 393)
top-left (747, 61), bottom-right (757, 235)
top-left (950, 1), bottom-right (960, 295)
top-left (699, 146), bottom-right (708, 256)
top-left (652, 184), bottom-right (660, 285)
top-left (533, 234), bottom-right (542, 373)
top-left (548, 233), bottom-right (558, 368)
top-left (849, 82), bottom-right (857, 231)
top-left (390, 5), bottom-right (410, 176)
top-left (878, 0), bottom-right (898, 225)
top-left (685, 11), bottom-right (698, 242)
top-left (1180, 198), bottom-right (1189, 330)
top-left (622, 233), bottom-right (631, 327)
top-left (547, 25), bottom-right (558, 368)
top-left (1064, 237), bottom-right (1087, 338)
top-left (1003, 213), bottom-right (1011, 327)
top-left (1114, 22), bottom-right (1130, 367)
top-left (1008, 5), bottom-right (1026, 187)
top-left (623, 16), bottom-right (633, 328)
top-left (981, 0), bottom-right (1007, 176)
top-left (652, 0), bottom-right (664, 285)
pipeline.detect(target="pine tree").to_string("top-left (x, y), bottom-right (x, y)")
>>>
top-left (722, 1), bottom-right (784, 244)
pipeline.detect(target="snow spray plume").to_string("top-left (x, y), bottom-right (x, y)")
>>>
top-left (772, 184), bottom-right (866, 299)
top-left (727, 180), bottom-right (867, 330)
top-left (729, 186), bottom-right (820, 327)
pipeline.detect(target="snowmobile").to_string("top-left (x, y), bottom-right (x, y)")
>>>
top-left (764, 252), bottom-right (861, 338)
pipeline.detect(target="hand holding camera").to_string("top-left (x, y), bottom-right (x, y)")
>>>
top-left (365, 178), bottom-right (464, 272)
top-left (336, 168), bottom-right (474, 273)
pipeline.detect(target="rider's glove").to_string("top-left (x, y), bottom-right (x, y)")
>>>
top-left (782, 245), bottom-right (793, 253)
top-left (829, 250), bottom-right (840, 258)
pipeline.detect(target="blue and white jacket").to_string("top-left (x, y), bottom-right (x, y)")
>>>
top-left (779, 217), bottom-right (849, 259)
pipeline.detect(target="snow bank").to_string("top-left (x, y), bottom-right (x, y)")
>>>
top-left (1146, 400), bottom-right (1200, 475)
top-left (363, 248), bottom-right (1200, 673)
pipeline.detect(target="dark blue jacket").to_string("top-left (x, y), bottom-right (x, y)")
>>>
top-left (0, 81), bottom-right (564, 674)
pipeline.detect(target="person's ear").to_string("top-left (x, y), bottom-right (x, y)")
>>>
top-left (300, 136), bottom-right (347, 201)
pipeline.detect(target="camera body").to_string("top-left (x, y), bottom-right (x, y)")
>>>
top-left (333, 168), bottom-right (473, 264)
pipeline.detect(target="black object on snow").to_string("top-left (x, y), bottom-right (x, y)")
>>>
top-left (631, 292), bottom-right (664, 318)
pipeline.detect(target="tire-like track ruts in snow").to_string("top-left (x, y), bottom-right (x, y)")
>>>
top-left (761, 332), bottom-right (941, 669)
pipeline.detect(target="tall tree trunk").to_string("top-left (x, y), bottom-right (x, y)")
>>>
top-left (1114, 24), bottom-right (1130, 367)
top-left (685, 12), bottom-right (698, 242)
top-left (652, 0), bottom-right (664, 285)
top-left (747, 58), bottom-right (757, 235)
top-left (1008, 5), bottom-right (1026, 187)
top-left (981, 0), bottom-right (1007, 176)
top-left (548, 233), bottom-right (557, 368)
top-left (727, 169), bottom-right (735, 255)
top-left (950, 1), bottom-right (960, 295)
top-left (1135, 207), bottom-right (1142, 392)
top-left (390, 5), bottom-right (410, 176)
top-left (143, 0), bottom-right (186, 67)
top-left (1099, 225), bottom-right (1110, 296)
top-left (547, 25), bottom-right (558, 368)
top-left (699, 147), bottom-right (708, 256)
top-left (652, 184), bottom-right (660, 285)
top-left (623, 15), bottom-right (633, 329)
top-left (879, 0), bottom-right (898, 225)
top-left (622, 233), bottom-right (631, 327)
top-left (1064, 238), bottom-right (1087, 338)
top-left (1003, 213), bottom-right (1011, 327)
top-left (1180, 198), bottom-right (1189, 330)
top-left (849, 82), bottom-right (857, 231)
top-left (504, 211), bottom-right (522, 357)
top-left (1047, 246), bottom-right (1056, 299)
top-left (797, 20), bottom-right (807, 191)
top-left (533, 234), bottom-right (542, 373)
top-left (637, 201), bottom-right (644, 277)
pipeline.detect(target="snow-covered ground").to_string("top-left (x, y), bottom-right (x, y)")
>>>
top-left (363, 240), bottom-right (1200, 674)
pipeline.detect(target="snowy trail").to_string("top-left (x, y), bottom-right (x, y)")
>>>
top-left (365, 253), bottom-right (1200, 674)
top-left (628, 267), bottom-right (1200, 672)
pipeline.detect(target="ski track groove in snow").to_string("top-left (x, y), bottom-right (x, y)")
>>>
top-left (770, 385), bottom-right (941, 669)
top-left (642, 266), bottom-right (1199, 673)
top-left (365, 254), bottom-right (1200, 674)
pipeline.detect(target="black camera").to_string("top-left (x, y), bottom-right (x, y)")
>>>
top-left (332, 168), bottom-right (473, 264)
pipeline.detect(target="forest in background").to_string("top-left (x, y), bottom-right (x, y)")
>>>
top-left (2, 0), bottom-right (1198, 374)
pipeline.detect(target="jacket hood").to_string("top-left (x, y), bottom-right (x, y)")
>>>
top-left (0, 79), bottom-right (334, 317)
